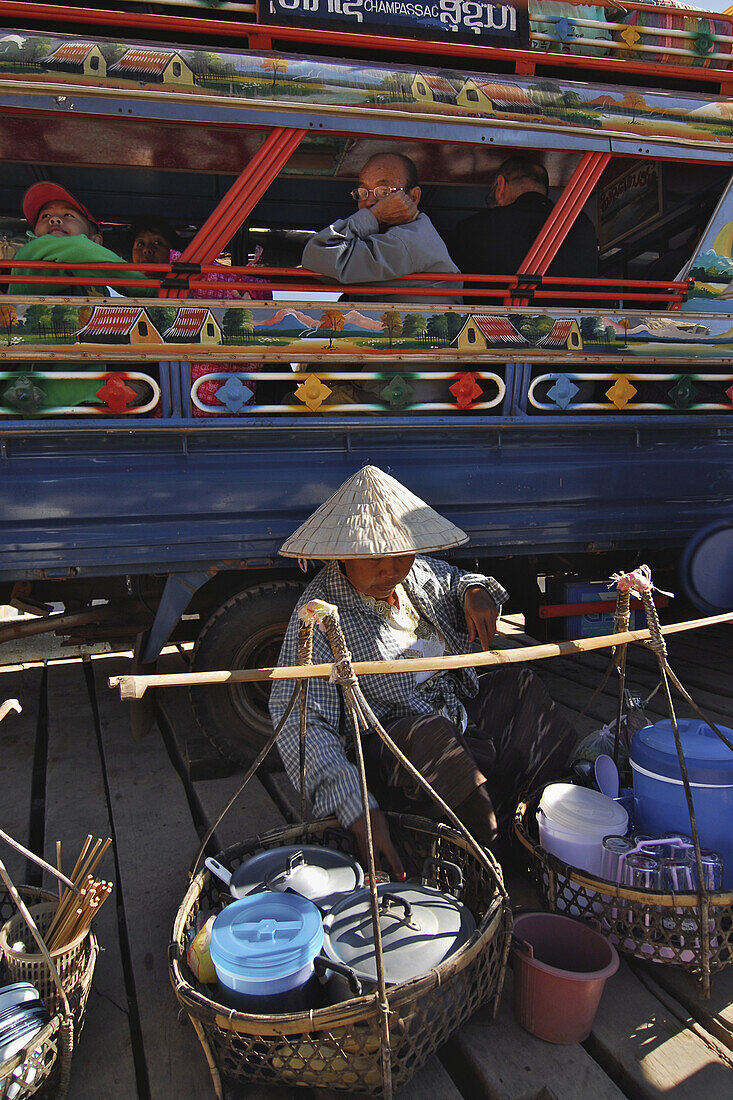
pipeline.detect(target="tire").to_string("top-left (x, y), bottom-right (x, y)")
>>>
top-left (190, 580), bottom-right (306, 768)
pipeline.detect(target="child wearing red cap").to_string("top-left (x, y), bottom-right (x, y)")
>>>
top-left (9, 182), bottom-right (152, 297)
top-left (6, 184), bottom-right (155, 412)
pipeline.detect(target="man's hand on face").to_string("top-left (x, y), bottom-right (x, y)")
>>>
top-left (464, 585), bottom-right (499, 651)
top-left (348, 809), bottom-right (405, 879)
top-left (371, 190), bottom-right (419, 231)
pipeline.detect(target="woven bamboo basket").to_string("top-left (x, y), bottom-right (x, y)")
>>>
top-left (514, 798), bottom-right (733, 975)
top-left (0, 904), bottom-right (98, 1027)
top-left (170, 814), bottom-right (511, 1097)
top-left (0, 887), bottom-right (80, 1100)
top-left (0, 1014), bottom-right (65, 1100)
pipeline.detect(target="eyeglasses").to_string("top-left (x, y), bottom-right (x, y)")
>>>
top-left (350, 185), bottom-right (406, 202)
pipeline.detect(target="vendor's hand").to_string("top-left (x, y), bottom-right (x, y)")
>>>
top-left (348, 809), bottom-right (405, 879)
top-left (371, 191), bottom-right (419, 230)
top-left (464, 585), bottom-right (499, 651)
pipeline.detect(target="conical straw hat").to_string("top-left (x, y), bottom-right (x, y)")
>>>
top-left (280, 465), bottom-right (468, 559)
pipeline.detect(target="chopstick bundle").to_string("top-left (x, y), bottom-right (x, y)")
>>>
top-left (45, 835), bottom-right (113, 952)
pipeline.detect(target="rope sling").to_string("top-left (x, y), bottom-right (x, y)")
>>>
top-left (193, 599), bottom-right (506, 1099)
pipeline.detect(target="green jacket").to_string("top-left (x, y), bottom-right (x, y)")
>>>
top-left (8, 234), bottom-right (154, 297)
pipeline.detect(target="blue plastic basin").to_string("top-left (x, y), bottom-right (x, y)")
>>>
top-left (209, 891), bottom-right (324, 1011)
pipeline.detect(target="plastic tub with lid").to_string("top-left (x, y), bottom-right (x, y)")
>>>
top-left (631, 719), bottom-right (733, 889)
top-left (537, 783), bottom-right (629, 876)
top-left (209, 892), bottom-right (324, 1011)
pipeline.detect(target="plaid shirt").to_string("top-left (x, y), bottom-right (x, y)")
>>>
top-left (270, 557), bottom-right (508, 827)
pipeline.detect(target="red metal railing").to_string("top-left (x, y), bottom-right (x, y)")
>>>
top-left (0, 260), bottom-right (693, 306)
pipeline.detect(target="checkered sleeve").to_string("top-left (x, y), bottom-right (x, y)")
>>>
top-left (456, 570), bottom-right (508, 616)
top-left (417, 557), bottom-right (507, 618)
top-left (269, 603), bottom-right (378, 828)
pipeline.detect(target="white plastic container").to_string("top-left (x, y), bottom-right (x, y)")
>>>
top-left (538, 783), bottom-right (629, 876)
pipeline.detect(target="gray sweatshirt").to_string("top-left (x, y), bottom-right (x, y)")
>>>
top-left (302, 208), bottom-right (462, 304)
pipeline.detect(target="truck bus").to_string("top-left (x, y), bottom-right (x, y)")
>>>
top-left (0, 0), bottom-right (731, 764)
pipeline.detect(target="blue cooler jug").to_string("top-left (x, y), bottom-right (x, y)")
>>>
top-left (630, 719), bottom-right (733, 889)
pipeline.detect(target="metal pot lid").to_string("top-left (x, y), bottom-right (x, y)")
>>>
top-left (233, 846), bottom-right (364, 909)
top-left (322, 883), bottom-right (476, 985)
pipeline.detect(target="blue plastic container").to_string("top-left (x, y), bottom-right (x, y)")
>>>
top-left (565, 580), bottom-right (645, 641)
top-left (209, 892), bottom-right (324, 1012)
top-left (630, 720), bottom-right (733, 889)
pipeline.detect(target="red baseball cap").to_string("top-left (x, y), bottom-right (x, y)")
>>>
top-left (22, 182), bottom-right (101, 233)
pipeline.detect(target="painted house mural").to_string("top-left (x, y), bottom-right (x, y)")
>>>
top-left (0, 300), bottom-right (731, 415)
top-left (163, 307), bottom-right (222, 344)
top-left (42, 42), bottom-right (107, 78)
top-left (4, 29), bottom-right (733, 150)
top-left (411, 74), bottom-right (457, 105)
top-left (538, 319), bottom-right (583, 351)
top-left (454, 316), bottom-right (531, 350)
top-left (108, 48), bottom-right (195, 86)
top-left (456, 79), bottom-right (533, 112)
top-left (76, 306), bottom-right (163, 344)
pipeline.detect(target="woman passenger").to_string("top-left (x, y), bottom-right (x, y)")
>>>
top-left (129, 219), bottom-right (272, 416)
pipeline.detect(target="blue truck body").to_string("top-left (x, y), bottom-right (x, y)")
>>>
top-left (2, 12), bottom-right (733, 759)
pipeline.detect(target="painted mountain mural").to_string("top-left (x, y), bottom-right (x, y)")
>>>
top-left (253, 308), bottom-right (382, 332)
top-left (689, 249), bottom-right (733, 284)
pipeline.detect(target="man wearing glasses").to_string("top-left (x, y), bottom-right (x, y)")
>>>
top-left (302, 152), bottom-right (460, 302)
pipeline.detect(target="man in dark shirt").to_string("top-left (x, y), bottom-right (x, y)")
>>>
top-left (449, 157), bottom-right (598, 297)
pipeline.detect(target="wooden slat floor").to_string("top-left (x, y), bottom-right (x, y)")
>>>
top-left (0, 619), bottom-right (731, 1098)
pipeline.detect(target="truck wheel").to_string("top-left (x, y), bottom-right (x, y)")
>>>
top-left (190, 581), bottom-right (306, 768)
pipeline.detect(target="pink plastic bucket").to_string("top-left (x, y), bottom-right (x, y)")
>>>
top-left (511, 912), bottom-right (619, 1044)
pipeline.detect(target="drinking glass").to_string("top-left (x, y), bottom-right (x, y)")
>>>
top-left (690, 851), bottom-right (723, 892)
top-left (658, 854), bottom-right (694, 893)
top-left (623, 854), bottom-right (660, 891)
top-left (600, 836), bottom-right (634, 883)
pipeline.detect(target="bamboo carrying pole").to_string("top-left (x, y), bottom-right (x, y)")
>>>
top-left (109, 611), bottom-right (733, 699)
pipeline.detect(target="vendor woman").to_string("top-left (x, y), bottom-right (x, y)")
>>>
top-left (269, 466), bottom-right (576, 875)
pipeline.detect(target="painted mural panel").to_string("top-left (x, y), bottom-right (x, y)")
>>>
top-left (682, 175), bottom-right (733, 313)
top-left (4, 29), bottom-right (733, 149)
top-left (2, 300), bottom-right (732, 358)
top-left (1, 298), bottom-right (732, 415)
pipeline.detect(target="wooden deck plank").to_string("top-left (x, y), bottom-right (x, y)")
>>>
top-left (92, 655), bottom-right (215, 1100)
top-left (446, 967), bottom-right (625, 1100)
top-left (0, 666), bottom-right (43, 885)
top-left (546, 653), bottom-right (733, 726)
top-left (587, 958), bottom-right (733, 1097)
top-left (521, 620), bottom-right (733, 715)
top-left (156, 667), bottom-right (285, 854)
top-left (193, 771), bottom-right (286, 857)
top-left (636, 962), bottom-right (733, 1054)
top-left (43, 659), bottom-right (137, 1099)
top-left (395, 1059), bottom-right (463, 1099)
top-left (312, 1058), bottom-right (462, 1100)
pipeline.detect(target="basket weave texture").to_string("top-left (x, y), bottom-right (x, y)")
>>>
top-left (170, 814), bottom-right (510, 1095)
top-left (0, 1014), bottom-right (63, 1100)
top-left (0, 904), bottom-right (98, 1026)
top-left (0, 886), bottom-right (95, 1100)
top-left (515, 799), bottom-right (733, 973)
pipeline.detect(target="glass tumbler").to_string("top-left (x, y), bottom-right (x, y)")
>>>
top-left (690, 851), bottom-right (724, 892)
top-left (600, 836), bottom-right (635, 883)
